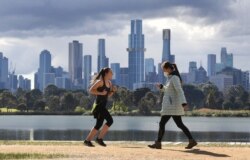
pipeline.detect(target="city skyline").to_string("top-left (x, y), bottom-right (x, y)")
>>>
top-left (0, 0), bottom-right (249, 88)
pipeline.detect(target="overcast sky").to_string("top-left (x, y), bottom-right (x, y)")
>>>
top-left (0, 0), bottom-right (249, 88)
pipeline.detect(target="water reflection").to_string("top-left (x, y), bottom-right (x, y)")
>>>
top-left (0, 129), bottom-right (249, 142)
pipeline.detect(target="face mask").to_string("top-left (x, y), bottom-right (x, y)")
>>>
top-left (164, 72), bottom-right (168, 77)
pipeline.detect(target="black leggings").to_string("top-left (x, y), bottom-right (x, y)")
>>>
top-left (157, 115), bottom-right (193, 142)
top-left (94, 109), bottom-right (113, 130)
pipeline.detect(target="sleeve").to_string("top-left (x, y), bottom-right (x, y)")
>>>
top-left (172, 75), bottom-right (187, 104)
top-left (159, 81), bottom-right (168, 92)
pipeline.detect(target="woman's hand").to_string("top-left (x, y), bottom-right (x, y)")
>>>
top-left (156, 83), bottom-right (162, 90)
top-left (182, 103), bottom-right (189, 111)
top-left (99, 90), bottom-right (108, 96)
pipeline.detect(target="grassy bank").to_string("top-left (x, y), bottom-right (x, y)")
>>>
top-left (0, 107), bottom-right (249, 117)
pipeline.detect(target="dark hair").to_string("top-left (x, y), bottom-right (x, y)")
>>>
top-left (161, 61), bottom-right (182, 83)
top-left (90, 67), bottom-right (111, 85)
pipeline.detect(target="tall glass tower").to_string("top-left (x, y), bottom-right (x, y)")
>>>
top-left (98, 39), bottom-right (109, 72)
top-left (69, 40), bottom-right (83, 87)
top-left (83, 55), bottom-right (92, 90)
top-left (159, 29), bottom-right (175, 83)
top-left (38, 50), bottom-right (52, 91)
top-left (127, 19), bottom-right (145, 89)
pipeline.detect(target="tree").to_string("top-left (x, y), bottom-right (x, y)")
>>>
top-left (17, 103), bottom-right (27, 112)
top-left (34, 100), bottom-right (46, 111)
top-left (199, 83), bottom-right (223, 109)
top-left (132, 88), bottom-right (151, 106)
top-left (61, 93), bottom-right (76, 112)
top-left (224, 85), bottom-right (249, 110)
top-left (47, 96), bottom-right (60, 112)
top-left (138, 98), bottom-right (151, 115)
top-left (0, 91), bottom-right (18, 112)
top-left (183, 84), bottom-right (205, 109)
top-left (25, 89), bottom-right (43, 112)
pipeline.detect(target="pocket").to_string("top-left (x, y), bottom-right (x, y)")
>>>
top-left (169, 96), bottom-right (173, 105)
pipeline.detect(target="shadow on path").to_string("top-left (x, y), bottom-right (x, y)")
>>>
top-left (167, 148), bottom-right (230, 157)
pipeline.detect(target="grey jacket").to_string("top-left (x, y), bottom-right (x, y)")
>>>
top-left (160, 75), bottom-right (187, 116)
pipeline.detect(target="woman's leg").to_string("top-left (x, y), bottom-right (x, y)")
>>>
top-left (86, 118), bottom-right (104, 141)
top-left (172, 116), bottom-right (193, 140)
top-left (98, 110), bottom-right (113, 139)
top-left (157, 115), bottom-right (171, 142)
top-left (172, 116), bottom-right (197, 149)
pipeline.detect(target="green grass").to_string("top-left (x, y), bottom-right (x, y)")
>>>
top-left (0, 107), bottom-right (19, 112)
top-left (0, 153), bottom-right (66, 159)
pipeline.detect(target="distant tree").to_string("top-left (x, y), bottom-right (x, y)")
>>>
top-left (183, 84), bottom-right (205, 109)
top-left (0, 91), bottom-right (18, 112)
top-left (25, 89), bottom-right (43, 112)
top-left (47, 96), bottom-right (60, 112)
top-left (17, 103), bottom-right (27, 112)
top-left (61, 93), bottom-right (76, 112)
top-left (133, 88), bottom-right (151, 106)
top-left (138, 97), bottom-right (151, 115)
top-left (34, 100), bottom-right (46, 111)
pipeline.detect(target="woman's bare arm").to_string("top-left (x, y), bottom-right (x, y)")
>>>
top-left (89, 80), bottom-right (107, 96)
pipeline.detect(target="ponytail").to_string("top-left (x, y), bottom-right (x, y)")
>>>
top-left (161, 61), bottom-right (182, 83)
top-left (172, 63), bottom-right (182, 83)
top-left (90, 67), bottom-right (111, 85)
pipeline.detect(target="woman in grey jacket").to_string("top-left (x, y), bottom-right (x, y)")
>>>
top-left (148, 61), bottom-right (197, 149)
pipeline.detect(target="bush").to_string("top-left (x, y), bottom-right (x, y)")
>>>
top-left (74, 106), bottom-right (85, 113)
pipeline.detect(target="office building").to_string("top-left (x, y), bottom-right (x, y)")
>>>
top-left (127, 19), bottom-right (145, 89)
top-left (207, 54), bottom-right (216, 77)
top-left (98, 39), bottom-right (109, 71)
top-left (83, 55), bottom-right (92, 90)
top-left (111, 63), bottom-right (121, 85)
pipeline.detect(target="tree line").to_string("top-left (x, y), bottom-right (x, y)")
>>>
top-left (0, 83), bottom-right (249, 114)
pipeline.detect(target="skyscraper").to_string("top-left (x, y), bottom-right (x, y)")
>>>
top-left (111, 63), bottom-right (120, 85)
top-left (69, 40), bottom-right (83, 87)
top-left (221, 47), bottom-right (233, 68)
top-left (127, 19), bottom-right (145, 89)
top-left (145, 58), bottom-right (156, 83)
top-left (159, 29), bottom-right (175, 83)
top-left (83, 55), bottom-right (92, 90)
top-left (162, 29), bottom-right (175, 63)
top-left (0, 52), bottom-right (8, 89)
top-left (98, 39), bottom-right (109, 71)
top-left (207, 54), bottom-right (216, 77)
top-left (38, 50), bottom-right (52, 91)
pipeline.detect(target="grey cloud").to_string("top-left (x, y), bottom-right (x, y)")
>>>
top-left (0, 0), bottom-right (235, 37)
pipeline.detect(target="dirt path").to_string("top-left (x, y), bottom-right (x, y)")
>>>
top-left (0, 142), bottom-right (249, 160)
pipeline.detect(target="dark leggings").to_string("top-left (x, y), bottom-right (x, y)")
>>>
top-left (157, 115), bottom-right (193, 142)
top-left (94, 109), bottom-right (113, 130)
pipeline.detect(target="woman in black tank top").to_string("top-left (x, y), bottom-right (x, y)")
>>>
top-left (84, 68), bottom-right (117, 147)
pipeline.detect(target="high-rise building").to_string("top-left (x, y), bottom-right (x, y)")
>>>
top-left (207, 54), bottom-right (216, 77)
top-left (37, 50), bottom-right (52, 91)
top-left (83, 55), bottom-right (92, 90)
top-left (145, 58), bottom-right (156, 83)
top-left (162, 29), bottom-right (175, 63)
top-left (120, 67), bottom-right (129, 88)
top-left (127, 19), bottom-right (145, 89)
top-left (189, 61), bottom-right (197, 73)
top-left (44, 73), bottom-right (55, 88)
top-left (210, 74), bottom-right (233, 92)
top-left (111, 63), bottom-right (120, 85)
top-left (0, 52), bottom-right (8, 89)
top-left (98, 39), bottom-right (109, 71)
top-left (159, 29), bottom-right (175, 83)
top-left (221, 47), bottom-right (233, 68)
top-left (19, 75), bottom-right (31, 91)
top-left (69, 40), bottom-right (83, 87)
top-left (8, 71), bottom-right (18, 93)
top-left (196, 66), bottom-right (208, 84)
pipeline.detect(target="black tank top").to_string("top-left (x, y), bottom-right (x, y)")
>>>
top-left (95, 79), bottom-right (111, 105)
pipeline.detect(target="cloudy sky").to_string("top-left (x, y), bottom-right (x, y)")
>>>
top-left (0, 0), bottom-right (249, 88)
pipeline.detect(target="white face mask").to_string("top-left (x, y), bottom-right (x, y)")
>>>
top-left (164, 72), bottom-right (168, 77)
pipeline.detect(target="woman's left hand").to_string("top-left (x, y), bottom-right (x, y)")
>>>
top-left (182, 103), bottom-right (189, 111)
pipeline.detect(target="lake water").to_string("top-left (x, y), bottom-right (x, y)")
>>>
top-left (0, 116), bottom-right (249, 142)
